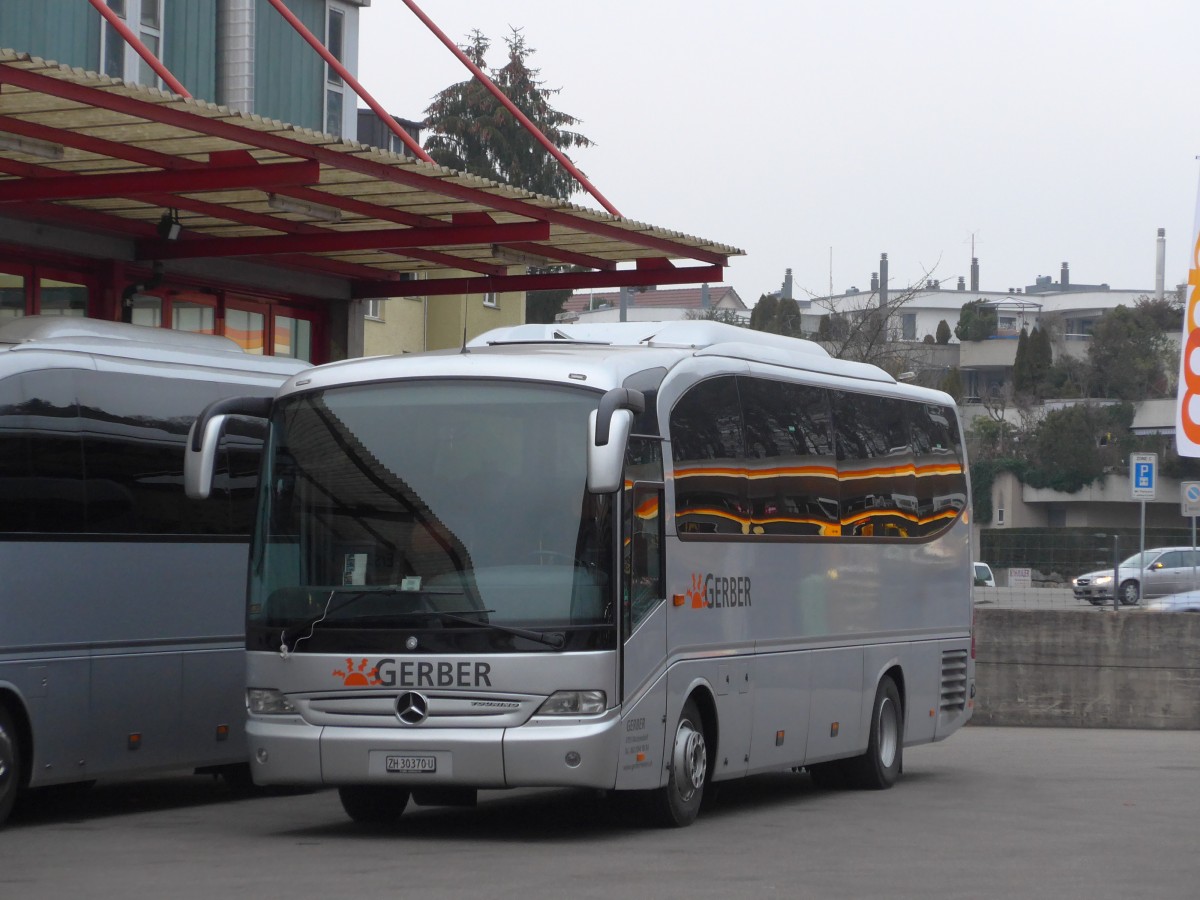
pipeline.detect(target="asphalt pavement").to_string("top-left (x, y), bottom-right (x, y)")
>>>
top-left (2, 726), bottom-right (1197, 899)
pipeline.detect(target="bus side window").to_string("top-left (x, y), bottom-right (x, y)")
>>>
top-left (670, 376), bottom-right (746, 535)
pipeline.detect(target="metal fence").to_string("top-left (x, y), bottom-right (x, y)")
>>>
top-left (976, 526), bottom-right (1199, 609)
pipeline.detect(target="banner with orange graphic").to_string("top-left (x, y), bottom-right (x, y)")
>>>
top-left (1176, 175), bottom-right (1200, 456)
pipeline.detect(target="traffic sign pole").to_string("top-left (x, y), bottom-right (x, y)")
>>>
top-left (1183, 481), bottom-right (1200, 590)
top-left (1130, 453), bottom-right (1157, 609)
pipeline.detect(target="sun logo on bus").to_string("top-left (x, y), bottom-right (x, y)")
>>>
top-left (332, 658), bottom-right (383, 686)
top-left (687, 573), bottom-right (707, 609)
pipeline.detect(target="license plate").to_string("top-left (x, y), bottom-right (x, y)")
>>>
top-left (385, 754), bottom-right (436, 773)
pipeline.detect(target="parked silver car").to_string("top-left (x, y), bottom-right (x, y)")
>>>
top-left (1140, 590), bottom-right (1200, 612)
top-left (1072, 547), bottom-right (1200, 606)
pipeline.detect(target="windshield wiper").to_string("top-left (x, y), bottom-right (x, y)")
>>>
top-left (278, 585), bottom-right (465, 655)
top-left (399, 608), bottom-right (566, 650)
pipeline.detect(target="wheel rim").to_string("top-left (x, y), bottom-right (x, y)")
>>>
top-left (877, 697), bottom-right (899, 769)
top-left (1122, 583), bottom-right (1139, 604)
top-left (672, 717), bottom-right (706, 801)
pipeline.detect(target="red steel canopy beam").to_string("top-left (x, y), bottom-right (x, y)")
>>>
top-left (0, 65), bottom-right (731, 268)
top-left (0, 116), bottom-right (504, 273)
top-left (138, 220), bottom-right (550, 260)
top-left (402, 0), bottom-right (622, 217)
top-left (352, 264), bottom-right (726, 299)
top-left (86, 0), bottom-right (191, 97)
top-left (0, 158), bottom-right (319, 203)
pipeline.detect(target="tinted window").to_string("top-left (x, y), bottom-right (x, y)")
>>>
top-left (671, 376), bottom-right (746, 535)
top-left (739, 377), bottom-right (838, 536)
top-left (670, 378), bottom-right (967, 542)
top-left (910, 402), bottom-right (966, 536)
top-left (831, 391), bottom-right (916, 538)
top-left (0, 370), bottom-right (84, 532)
top-left (79, 372), bottom-right (233, 534)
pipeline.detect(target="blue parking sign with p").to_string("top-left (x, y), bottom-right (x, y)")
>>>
top-left (1131, 452), bottom-right (1156, 500)
top-left (1135, 463), bottom-right (1152, 488)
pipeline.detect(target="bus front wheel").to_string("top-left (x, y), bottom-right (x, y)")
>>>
top-left (652, 698), bottom-right (708, 827)
top-left (338, 785), bottom-right (410, 825)
top-left (0, 705), bottom-right (19, 827)
top-left (845, 676), bottom-right (903, 790)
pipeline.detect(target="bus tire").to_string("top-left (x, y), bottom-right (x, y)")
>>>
top-left (652, 698), bottom-right (708, 827)
top-left (338, 785), bottom-right (410, 825)
top-left (845, 676), bottom-right (903, 790)
top-left (0, 705), bottom-right (19, 827)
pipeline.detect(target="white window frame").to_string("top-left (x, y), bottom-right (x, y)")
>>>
top-left (99, 0), bottom-right (165, 89)
top-left (323, 2), bottom-right (360, 139)
top-left (482, 292), bottom-right (499, 308)
top-left (365, 299), bottom-right (383, 321)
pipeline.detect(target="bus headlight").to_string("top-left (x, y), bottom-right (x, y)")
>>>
top-left (538, 690), bottom-right (606, 716)
top-left (246, 688), bottom-right (297, 715)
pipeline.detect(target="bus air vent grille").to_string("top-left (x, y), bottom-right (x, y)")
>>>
top-left (939, 649), bottom-right (969, 713)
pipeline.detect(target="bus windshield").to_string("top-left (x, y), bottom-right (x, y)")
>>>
top-left (247, 379), bottom-right (616, 654)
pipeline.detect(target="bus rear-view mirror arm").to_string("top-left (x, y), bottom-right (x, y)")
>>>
top-left (185, 395), bottom-right (273, 500)
top-left (587, 388), bottom-right (646, 494)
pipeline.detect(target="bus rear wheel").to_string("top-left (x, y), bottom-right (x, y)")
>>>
top-left (652, 698), bottom-right (708, 827)
top-left (338, 785), bottom-right (410, 825)
top-left (844, 676), bottom-right (903, 790)
top-left (0, 705), bottom-right (19, 827)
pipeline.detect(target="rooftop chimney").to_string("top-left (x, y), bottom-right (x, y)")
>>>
top-left (1156, 228), bottom-right (1166, 301)
top-left (870, 272), bottom-right (879, 292)
top-left (701, 283), bottom-right (711, 309)
top-left (1061, 262), bottom-right (1070, 289)
top-left (957, 276), bottom-right (966, 291)
top-left (780, 268), bottom-right (793, 301)
top-left (970, 257), bottom-right (979, 292)
top-left (879, 253), bottom-right (889, 308)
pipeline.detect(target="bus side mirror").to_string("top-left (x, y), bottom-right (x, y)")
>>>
top-left (587, 388), bottom-right (645, 494)
top-left (184, 396), bottom-right (272, 500)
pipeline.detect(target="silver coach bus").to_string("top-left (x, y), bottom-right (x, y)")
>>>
top-left (186, 321), bottom-right (974, 827)
top-left (0, 317), bottom-right (306, 826)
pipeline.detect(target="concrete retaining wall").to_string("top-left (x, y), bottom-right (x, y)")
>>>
top-left (973, 608), bottom-right (1200, 729)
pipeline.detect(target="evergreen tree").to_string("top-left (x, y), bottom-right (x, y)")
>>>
top-left (954, 299), bottom-right (997, 342)
top-left (1012, 326), bottom-right (1032, 394)
top-left (423, 28), bottom-right (594, 199)
top-left (935, 319), bottom-right (951, 344)
top-left (1086, 305), bottom-right (1171, 400)
top-left (750, 294), bottom-right (780, 332)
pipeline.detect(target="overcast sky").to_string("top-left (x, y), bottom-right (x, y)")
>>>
top-left (358, 1), bottom-right (1200, 304)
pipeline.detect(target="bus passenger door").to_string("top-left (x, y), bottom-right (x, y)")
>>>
top-left (616, 482), bottom-right (668, 790)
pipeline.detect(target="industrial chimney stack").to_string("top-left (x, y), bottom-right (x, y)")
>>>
top-left (1156, 228), bottom-right (1166, 301)
top-left (879, 253), bottom-right (889, 308)
top-left (970, 257), bottom-right (979, 292)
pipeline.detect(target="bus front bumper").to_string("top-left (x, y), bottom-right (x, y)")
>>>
top-left (246, 711), bottom-right (624, 790)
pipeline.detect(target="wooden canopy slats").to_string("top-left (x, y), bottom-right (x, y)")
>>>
top-left (0, 50), bottom-right (742, 298)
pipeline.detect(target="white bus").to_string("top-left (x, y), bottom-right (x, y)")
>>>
top-left (0, 317), bottom-right (306, 826)
top-left (186, 321), bottom-right (973, 827)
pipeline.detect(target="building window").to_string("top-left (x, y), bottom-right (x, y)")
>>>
top-left (483, 292), bottom-right (498, 308)
top-left (901, 313), bottom-right (916, 341)
top-left (275, 315), bottom-right (313, 362)
top-left (226, 306), bottom-right (266, 355)
top-left (128, 294), bottom-right (162, 327)
top-left (324, 5), bottom-right (346, 137)
top-left (100, 0), bottom-right (165, 88)
top-left (997, 507), bottom-right (1005, 526)
top-left (365, 299), bottom-right (383, 321)
top-left (0, 270), bottom-right (26, 318)
top-left (171, 295), bottom-right (217, 335)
